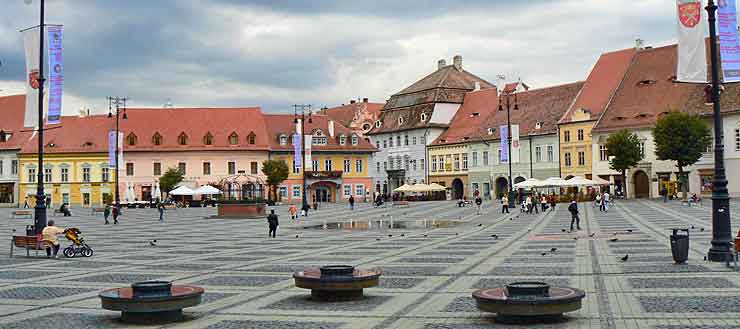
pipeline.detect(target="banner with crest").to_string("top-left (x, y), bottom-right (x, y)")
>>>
top-left (676, 0), bottom-right (708, 83)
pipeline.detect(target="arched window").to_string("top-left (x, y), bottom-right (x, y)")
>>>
top-left (126, 133), bottom-right (137, 146)
top-left (203, 132), bottom-right (214, 145)
top-left (152, 132), bottom-right (162, 146)
top-left (248, 132), bottom-right (256, 145)
top-left (178, 132), bottom-right (188, 145)
top-left (229, 132), bottom-right (239, 145)
top-left (421, 113), bottom-right (428, 122)
top-left (279, 134), bottom-right (288, 145)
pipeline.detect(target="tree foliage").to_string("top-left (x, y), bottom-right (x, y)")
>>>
top-left (159, 167), bottom-right (184, 194)
top-left (653, 112), bottom-right (711, 199)
top-left (261, 159), bottom-right (290, 201)
top-left (605, 129), bottom-right (643, 198)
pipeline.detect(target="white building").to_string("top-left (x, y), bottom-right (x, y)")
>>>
top-left (690, 112), bottom-right (740, 198)
top-left (0, 95), bottom-right (28, 207)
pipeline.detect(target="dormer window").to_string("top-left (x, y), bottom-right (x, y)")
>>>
top-left (83, 141), bottom-right (93, 147)
top-left (635, 113), bottom-right (650, 118)
top-left (312, 129), bottom-right (327, 145)
top-left (152, 132), bottom-right (162, 145)
top-left (339, 135), bottom-right (346, 145)
top-left (470, 112), bottom-right (480, 117)
top-left (615, 116), bottom-right (626, 121)
top-left (535, 122), bottom-right (543, 129)
top-left (421, 113), bottom-right (428, 122)
top-left (203, 132), bottom-right (214, 145)
top-left (229, 132), bottom-right (239, 145)
top-left (0, 130), bottom-right (7, 142)
top-left (48, 142), bottom-right (56, 147)
top-left (637, 79), bottom-right (656, 86)
top-left (463, 137), bottom-right (470, 141)
top-left (248, 132), bottom-right (256, 145)
top-left (279, 134), bottom-right (288, 146)
top-left (362, 123), bottom-right (371, 131)
top-left (398, 116), bottom-right (405, 125)
top-left (126, 133), bottom-right (137, 146)
top-left (487, 128), bottom-right (495, 135)
top-left (178, 132), bottom-right (188, 145)
top-left (375, 120), bottom-right (382, 128)
top-left (351, 135), bottom-right (358, 145)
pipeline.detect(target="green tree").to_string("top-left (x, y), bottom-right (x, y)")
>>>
top-left (605, 129), bottom-right (643, 199)
top-left (261, 159), bottom-right (289, 201)
top-left (159, 167), bottom-right (184, 195)
top-left (653, 112), bottom-right (711, 201)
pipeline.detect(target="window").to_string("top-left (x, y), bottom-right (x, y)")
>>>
top-left (0, 160), bottom-right (4, 176)
top-left (292, 184), bottom-right (301, 198)
top-left (398, 116), bottom-right (405, 125)
top-left (152, 132), bottom-right (162, 145)
top-left (421, 113), bottom-right (427, 121)
top-left (564, 152), bottom-right (572, 167)
top-left (325, 159), bottom-right (333, 171)
top-left (388, 137), bottom-right (393, 148)
top-left (397, 157), bottom-right (402, 170)
top-left (44, 168), bottom-right (52, 183)
top-left (564, 130), bottom-right (571, 142)
top-left (547, 145), bottom-right (554, 162)
top-left (355, 184), bottom-right (365, 196)
top-left (421, 134), bottom-right (426, 144)
top-left (599, 145), bottom-right (608, 161)
top-left (229, 132), bottom-right (239, 145)
top-left (248, 132), bottom-right (256, 144)
top-left (413, 136), bottom-right (417, 145)
top-left (250, 161), bottom-right (258, 174)
top-left (420, 158), bottom-right (425, 170)
top-left (11, 160), bottom-right (18, 175)
top-left (431, 155), bottom-right (437, 172)
top-left (356, 159), bottom-right (363, 173)
top-left (735, 128), bottom-right (740, 151)
top-left (383, 161), bottom-right (387, 170)
top-left (535, 146), bottom-right (542, 162)
top-left (412, 159), bottom-right (417, 171)
top-left (153, 162), bottom-right (162, 176)
top-left (203, 162), bottom-right (211, 175)
top-left (376, 141), bottom-right (381, 149)
top-left (483, 151), bottom-right (489, 166)
top-left (102, 167), bottom-right (109, 182)
top-left (312, 130), bottom-right (327, 145)
top-left (351, 135), bottom-right (358, 145)
top-left (383, 140), bottom-right (387, 148)
top-left (279, 135), bottom-right (287, 145)
top-left (339, 135), bottom-right (347, 145)
top-left (343, 159), bottom-right (351, 173)
top-left (497, 149), bottom-right (502, 164)
top-left (292, 159), bottom-right (300, 173)
top-left (61, 167), bottom-right (68, 182)
top-left (28, 168), bottom-right (36, 183)
top-left (279, 186), bottom-right (288, 198)
top-left (312, 160), bottom-right (319, 171)
top-left (126, 133), bottom-right (137, 146)
top-left (404, 155), bottom-right (410, 171)
top-left (376, 162), bottom-right (380, 173)
top-left (178, 132), bottom-right (188, 145)
top-left (438, 156), bottom-right (445, 172)
top-left (396, 135), bottom-right (401, 147)
top-left (454, 154), bottom-right (460, 171)
top-left (472, 152), bottom-right (478, 167)
top-left (578, 151), bottom-right (585, 166)
top-left (404, 134), bottom-right (409, 146)
top-left (577, 129), bottom-right (584, 141)
top-left (178, 162), bottom-right (186, 175)
top-left (462, 153), bottom-right (468, 170)
top-left (375, 120), bottom-right (382, 128)
top-left (82, 193), bottom-right (90, 206)
top-left (203, 132), bottom-right (214, 145)
top-left (82, 167), bottom-right (91, 182)
top-left (640, 141), bottom-right (646, 157)
top-left (228, 161), bottom-right (236, 175)
top-left (126, 163), bottom-right (134, 176)
top-left (343, 184), bottom-right (352, 197)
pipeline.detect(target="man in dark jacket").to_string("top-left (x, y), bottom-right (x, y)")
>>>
top-left (568, 200), bottom-right (580, 231)
top-left (267, 209), bottom-right (279, 238)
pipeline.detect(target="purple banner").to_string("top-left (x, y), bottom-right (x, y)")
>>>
top-left (47, 26), bottom-right (63, 124)
top-left (109, 131), bottom-right (116, 167)
top-left (293, 134), bottom-right (302, 170)
top-left (718, 0), bottom-right (740, 82)
top-left (500, 125), bottom-right (508, 163)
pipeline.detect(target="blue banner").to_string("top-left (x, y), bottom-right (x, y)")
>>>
top-left (293, 134), bottom-right (302, 170)
top-left (109, 131), bottom-right (116, 167)
top-left (500, 125), bottom-right (508, 163)
top-left (47, 26), bottom-right (63, 124)
top-left (718, 0), bottom-right (740, 82)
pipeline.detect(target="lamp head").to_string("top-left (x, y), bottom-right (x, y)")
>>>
top-left (498, 104), bottom-right (503, 112)
top-left (514, 104), bottom-right (519, 111)
top-left (107, 112), bottom-right (112, 118)
top-left (122, 111), bottom-right (128, 120)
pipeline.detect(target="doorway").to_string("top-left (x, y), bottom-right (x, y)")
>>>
top-left (495, 177), bottom-right (508, 199)
top-left (314, 187), bottom-right (331, 203)
top-left (452, 178), bottom-right (464, 199)
top-left (633, 171), bottom-right (650, 198)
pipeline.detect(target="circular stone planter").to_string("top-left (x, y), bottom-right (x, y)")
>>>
top-left (99, 281), bottom-right (203, 324)
top-left (293, 265), bottom-right (382, 301)
top-left (472, 282), bottom-right (585, 324)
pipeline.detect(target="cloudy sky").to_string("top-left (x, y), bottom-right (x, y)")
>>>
top-left (0, 0), bottom-right (681, 114)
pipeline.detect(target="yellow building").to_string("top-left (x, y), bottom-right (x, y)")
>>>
top-left (428, 143), bottom-right (468, 199)
top-left (18, 115), bottom-right (116, 208)
top-left (559, 109), bottom-right (595, 179)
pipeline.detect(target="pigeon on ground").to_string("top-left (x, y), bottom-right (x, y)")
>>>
top-left (691, 225), bottom-right (695, 229)
top-left (610, 238), bottom-right (619, 242)
top-left (455, 233), bottom-right (459, 235)
top-left (149, 240), bottom-right (157, 247)
top-left (704, 255), bottom-right (707, 261)
top-left (388, 234), bottom-right (393, 237)
top-left (541, 252), bottom-right (547, 256)
top-left (295, 234), bottom-right (300, 238)
top-left (423, 234), bottom-right (428, 237)
top-left (561, 229), bottom-right (567, 233)
top-left (491, 234), bottom-right (498, 239)
top-left (700, 228), bottom-right (705, 232)
top-left (400, 234), bottom-right (405, 237)
top-left (550, 247), bottom-right (557, 252)
top-left (620, 254), bottom-right (629, 262)
top-left (477, 223), bottom-right (483, 227)
top-left (376, 238), bottom-right (381, 241)
top-left (589, 233), bottom-right (596, 237)
top-left (626, 229), bottom-right (633, 233)
top-left (573, 237), bottom-right (578, 240)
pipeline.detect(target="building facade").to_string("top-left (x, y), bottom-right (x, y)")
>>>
top-left (0, 95), bottom-right (27, 207)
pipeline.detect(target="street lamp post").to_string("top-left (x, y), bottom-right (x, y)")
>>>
top-left (108, 97), bottom-right (127, 214)
top-left (498, 88), bottom-right (519, 207)
top-left (30, 0), bottom-right (47, 235)
top-left (705, 0), bottom-right (733, 262)
top-left (294, 104), bottom-right (312, 209)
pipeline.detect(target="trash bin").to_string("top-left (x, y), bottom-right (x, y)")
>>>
top-left (670, 228), bottom-right (690, 264)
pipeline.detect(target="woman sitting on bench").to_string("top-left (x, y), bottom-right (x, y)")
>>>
top-left (42, 220), bottom-right (65, 258)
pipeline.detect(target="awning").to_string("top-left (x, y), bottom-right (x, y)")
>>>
top-left (169, 185), bottom-right (195, 196)
top-left (194, 185), bottom-right (221, 195)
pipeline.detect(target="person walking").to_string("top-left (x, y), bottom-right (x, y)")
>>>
top-left (157, 202), bottom-right (165, 222)
top-left (525, 195), bottom-right (533, 214)
top-left (112, 205), bottom-right (119, 224)
top-left (267, 209), bottom-right (279, 238)
top-left (349, 195), bottom-right (355, 210)
top-left (549, 194), bottom-right (557, 212)
top-left (532, 194), bottom-right (539, 214)
top-left (661, 186), bottom-right (668, 203)
top-left (540, 194), bottom-right (547, 212)
top-left (41, 220), bottom-right (65, 258)
top-left (475, 195), bottom-right (482, 215)
top-left (595, 193), bottom-right (602, 210)
top-left (23, 196), bottom-right (29, 208)
top-left (501, 195), bottom-right (509, 214)
top-left (568, 200), bottom-right (581, 232)
top-left (301, 202), bottom-right (310, 217)
top-left (103, 204), bottom-right (111, 224)
top-left (602, 191), bottom-right (610, 212)
top-left (289, 204), bottom-right (298, 220)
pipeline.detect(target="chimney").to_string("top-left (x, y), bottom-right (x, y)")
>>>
top-left (473, 81), bottom-right (481, 91)
top-left (350, 100), bottom-right (356, 104)
top-left (437, 59), bottom-right (446, 70)
top-left (453, 55), bottom-right (462, 71)
top-left (362, 97), bottom-right (368, 103)
top-left (635, 38), bottom-right (644, 50)
top-left (328, 120), bottom-right (335, 137)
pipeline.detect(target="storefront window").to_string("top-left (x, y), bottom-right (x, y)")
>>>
top-left (700, 174), bottom-right (713, 193)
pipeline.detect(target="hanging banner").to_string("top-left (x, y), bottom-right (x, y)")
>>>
top-left (511, 124), bottom-right (520, 163)
top-left (676, 0), bottom-right (708, 83)
top-left (47, 25), bottom-right (63, 124)
top-left (293, 134), bottom-right (302, 170)
top-left (304, 135), bottom-right (312, 169)
top-left (109, 131), bottom-right (123, 168)
top-left (22, 26), bottom-right (49, 128)
top-left (718, 0), bottom-right (740, 82)
top-left (500, 125), bottom-right (508, 163)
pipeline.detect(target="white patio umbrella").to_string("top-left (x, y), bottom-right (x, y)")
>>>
top-left (590, 176), bottom-right (611, 185)
top-left (513, 178), bottom-right (543, 189)
top-left (194, 185), bottom-right (221, 195)
top-left (541, 177), bottom-right (568, 188)
top-left (394, 184), bottom-right (413, 193)
top-left (564, 176), bottom-right (598, 187)
top-left (428, 183), bottom-right (447, 191)
top-left (169, 185), bottom-right (195, 196)
top-left (409, 183), bottom-right (432, 193)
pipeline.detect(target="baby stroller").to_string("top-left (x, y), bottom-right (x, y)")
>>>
top-left (62, 228), bottom-right (94, 258)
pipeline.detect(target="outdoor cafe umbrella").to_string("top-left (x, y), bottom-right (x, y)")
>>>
top-left (194, 185), bottom-right (221, 195)
top-left (169, 185), bottom-right (195, 196)
top-left (513, 178), bottom-right (543, 189)
top-left (541, 177), bottom-right (568, 188)
top-left (590, 175), bottom-right (611, 185)
top-left (394, 184), bottom-right (413, 193)
top-left (563, 176), bottom-right (598, 187)
top-left (409, 183), bottom-right (432, 193)
top-left (428, 183), bottom-right (447, 191)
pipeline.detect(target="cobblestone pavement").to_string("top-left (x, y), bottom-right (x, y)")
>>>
top-left (0, 199), bottom-right (739, 328)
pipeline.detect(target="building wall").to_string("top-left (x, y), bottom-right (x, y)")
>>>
top-left (689, 112), bottom-right (740, 198)
top-left (559, 121), bottom-right (594, 178)
top-left (0, 150), bottom-right (20, 206)
top-left (121, 150), bottom-right (269, 201)
top-left (18, 153), bottom-right (114, 207)
top-left (428, 143), bottom-right (469, 199)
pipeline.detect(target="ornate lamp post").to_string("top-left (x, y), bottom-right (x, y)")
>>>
top-left (108, 97), bottom-right (127, 213)
top-left (498, 87), bottom-right (519, 207)
top-left (705, 0), bottom-right (733, 262)
top-left (294, 104), bottom-right (312, 209)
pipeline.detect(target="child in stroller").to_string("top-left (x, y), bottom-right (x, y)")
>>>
top-left (62, 227), bottom-right (94, 258)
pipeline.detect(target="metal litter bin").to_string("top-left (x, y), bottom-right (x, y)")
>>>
top-left (670, 228), bottom-right (689, 264)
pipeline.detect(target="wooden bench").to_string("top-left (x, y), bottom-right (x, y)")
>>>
top-left (10, 235), bottom-right (48, 257)
top-left (393, 201), bottom-right (409, 207)
top-left (10, 210), bottom-right (32, 219)
top-left (163, 204), bottom-right (177, 210)
top-left (90, 207), bottom-right (106, 215)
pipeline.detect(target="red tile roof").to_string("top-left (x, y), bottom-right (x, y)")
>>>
top-left (20, 114), bottom-right (112, 154)
top-left (0, 95), bottom-right (37, 151)
top-left (559, 48), bottom-right (636, 124)
top-left (318, 101), bottom-right (384, 128)
top-left (120, 107), bottom-right (270, 151)
top-left (434, 81), bottom-right (584, 145)
top-left (264, 114), bottom-right (377, 152)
